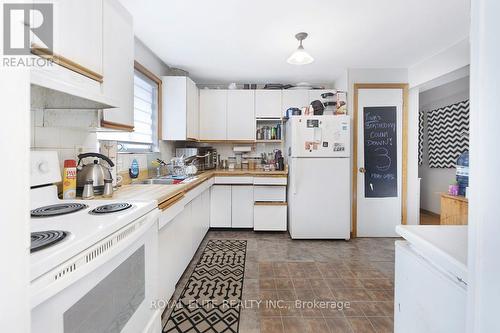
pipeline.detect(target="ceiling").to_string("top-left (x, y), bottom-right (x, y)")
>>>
top-left (119, 0), bottom-right (469, 85)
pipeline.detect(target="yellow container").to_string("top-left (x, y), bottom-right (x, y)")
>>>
top-left (63, 160), bottom-right (77, 199)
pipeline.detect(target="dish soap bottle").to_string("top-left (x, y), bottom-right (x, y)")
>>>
top-left (62, 159), bottom-right (77, 199)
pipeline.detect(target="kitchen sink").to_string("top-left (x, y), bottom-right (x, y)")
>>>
top-left (132, 176), bottom-right (198, 185)
top-left (133, 178), bottom-right (176, 185)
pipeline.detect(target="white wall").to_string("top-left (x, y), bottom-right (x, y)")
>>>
top-left (409, 38), bottom-right (470, 88)
top-left (418, 76), bottom-right (470, 214)
top-left (0, 70), bottom-right (31, 332)
top-left (467, 0), bottom-right (500, 331)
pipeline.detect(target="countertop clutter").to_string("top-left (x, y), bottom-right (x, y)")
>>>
top-left (112, 168), bottom-right (288, 207)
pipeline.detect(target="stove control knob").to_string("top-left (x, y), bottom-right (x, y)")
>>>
top-left (38, 161), bottom-right (49, 173)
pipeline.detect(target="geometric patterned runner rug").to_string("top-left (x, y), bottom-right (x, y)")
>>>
top-left (163, 239), bottom-right (247, 333)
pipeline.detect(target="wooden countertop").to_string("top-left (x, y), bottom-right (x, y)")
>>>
top-left (440, 193), bottom-right (468, 203)
top-left (112, 168), bottom-right (288, 207)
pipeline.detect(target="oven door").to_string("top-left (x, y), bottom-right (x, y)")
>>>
top-left (31, 212), bottom-right (160, 333)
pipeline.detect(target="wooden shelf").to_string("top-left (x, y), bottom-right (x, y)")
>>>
top-left (256, 117), bottom-right (283, 121)
top-left (255, 140), bottom-right (282, 143)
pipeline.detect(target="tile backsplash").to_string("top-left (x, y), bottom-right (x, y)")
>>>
top-left (31, 109), bottom-right (99, 171)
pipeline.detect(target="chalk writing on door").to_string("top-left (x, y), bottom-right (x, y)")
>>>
top-left (363, 106), bottom-right (398, 197)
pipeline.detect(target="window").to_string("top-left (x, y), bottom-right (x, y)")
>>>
top-left (99, 62), bottom-right (161, 153)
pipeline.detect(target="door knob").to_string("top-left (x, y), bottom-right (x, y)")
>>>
top-left (359, 167), bottom-right (366, 173)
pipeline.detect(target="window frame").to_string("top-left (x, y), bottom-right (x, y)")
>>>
top-left (133, 60), bottom-right (163, 142)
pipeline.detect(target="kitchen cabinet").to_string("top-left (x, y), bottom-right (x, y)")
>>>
top-left (255, 90), bottom-right (282, 118)
top-left (30, 0), bottom-right (116, 107)
top-left (101, 0), bottom-right (134, 129)
top-left (51, 0), bottom-right (103, 76)
top-left (158, 203), bottom-right (191, 302)
top-left (282, 90), bottom-right (310, 115)
top-left (254, 203), bottom-right (287, 231)
top-left (231, 186), bottom-right (254, 228)
top-left (440, 194), bottom-right (468, 225)
top-left (227, 90), bottom-right (255, 140)
top-left (158, 187), bottom-right (210, 304)
top-left (210, 185), bottom-right (232, 227)
top-left (199, 90), bottom-right (227, 140)
top-left (162, 76), bottom-right (199, 140)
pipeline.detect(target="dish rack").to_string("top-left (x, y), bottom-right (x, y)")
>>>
top-left (166, 157), bottom-right (187, 177)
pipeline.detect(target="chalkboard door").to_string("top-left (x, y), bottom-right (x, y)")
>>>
top-left (356, 87), bottom-right (404, 237)
top-left (363, 106), bottom-right (398, 197)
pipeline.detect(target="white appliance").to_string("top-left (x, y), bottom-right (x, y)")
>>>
top-left (285, 115), bottom-right (351, 239)
top-left (30, 151), bottom-right (161, 333)
top-left (395, 225), bottom-right (467, 333)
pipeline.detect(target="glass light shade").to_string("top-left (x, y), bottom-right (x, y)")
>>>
top-left (287, 45), bottom-right (314, 65)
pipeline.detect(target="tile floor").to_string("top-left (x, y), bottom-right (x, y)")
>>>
top-left (163, 230), bottom-right (396, 333)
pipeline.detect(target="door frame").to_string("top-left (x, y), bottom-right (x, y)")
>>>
top-left (352, 83), bottom-right (409, 238)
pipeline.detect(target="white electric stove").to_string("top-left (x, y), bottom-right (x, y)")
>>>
top-left (30, 151), bottom-right (161, 333)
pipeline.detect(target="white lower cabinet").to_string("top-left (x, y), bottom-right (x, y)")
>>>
top-left (254, 204), bottom-right (287, 231)
top-left (231, 186), bottom-right (254, 228)
top-left (210, 185), bottom-right (232, 227)
top-left (158, 204), bottom-right (190, 303)
top-left (210, 184), bottom-right (255, 228)
top-left (158, 189), bottom-right (210, 304)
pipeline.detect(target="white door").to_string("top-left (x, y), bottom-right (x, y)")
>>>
top-left (231, 185), bottom-right (254, 228)
top-left (227, 90), bottom-right (255, 140)
top-left (210, 185), bottom-right (231, 227)
top-left (288, 157), bottom-right (350, 239)
top-left (199, 90), bottom-right (227, 140)
top-left (356, 88), bottom-right (403, 237)
top-left (255, 90), bottom-right (282, 118)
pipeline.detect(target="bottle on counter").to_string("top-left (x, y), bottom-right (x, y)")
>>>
top-left (62, 159), bottom-right (77, 199)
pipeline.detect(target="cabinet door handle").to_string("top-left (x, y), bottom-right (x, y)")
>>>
top-left (359, 167), bottom-right (366, 173)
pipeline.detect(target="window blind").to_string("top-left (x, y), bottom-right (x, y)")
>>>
top-left (98, 70), bottom-right (158, 152)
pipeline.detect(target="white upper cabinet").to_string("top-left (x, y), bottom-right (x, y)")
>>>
top-left (255, 90), bottom-right (282, 118)
top-left (282, 90), bottom-right (310, 114)
top-left (186, 78), bottom-right (199, 140)
top-left (227, 90), bottom-right (255, 140)
top-left (162, 76), bottom-right (199, 140)
top-left (51, 0), bottom-right (103, 76)
top-left (101, 0), bottom-right (134, 128)
top-left (199, 90), bottom-right (227, 140)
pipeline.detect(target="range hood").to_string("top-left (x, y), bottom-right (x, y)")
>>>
top-left (30, 67), bottom-right (118, 110)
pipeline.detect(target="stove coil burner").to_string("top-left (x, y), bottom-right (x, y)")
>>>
top-left (31, 230), bottom-right (68, 253)
top-left (90, 203), bottom-right (132, 215)
top-left (31, 203), bottom-right (89, 217)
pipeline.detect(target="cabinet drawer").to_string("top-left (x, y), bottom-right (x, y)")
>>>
top-left (214, 176), bottom-right (253, 184)
top-left (253, 177), bottom-right (287, 185)
top-left (254, 203), bottom-right (287, 231)
top-left (254, 186), bottom-right (286, 201)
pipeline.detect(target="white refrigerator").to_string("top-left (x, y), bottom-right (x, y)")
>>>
top-left (285, 115), bottom-right (351, 239)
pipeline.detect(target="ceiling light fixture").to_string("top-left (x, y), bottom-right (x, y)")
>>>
top-left (287, 32), bottom-right (314, 65)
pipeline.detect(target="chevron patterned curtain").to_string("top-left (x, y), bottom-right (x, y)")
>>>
top-left (418, 110), bottom-right (425, 165)
top-left (427, 100), bottom-right (469, 168)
